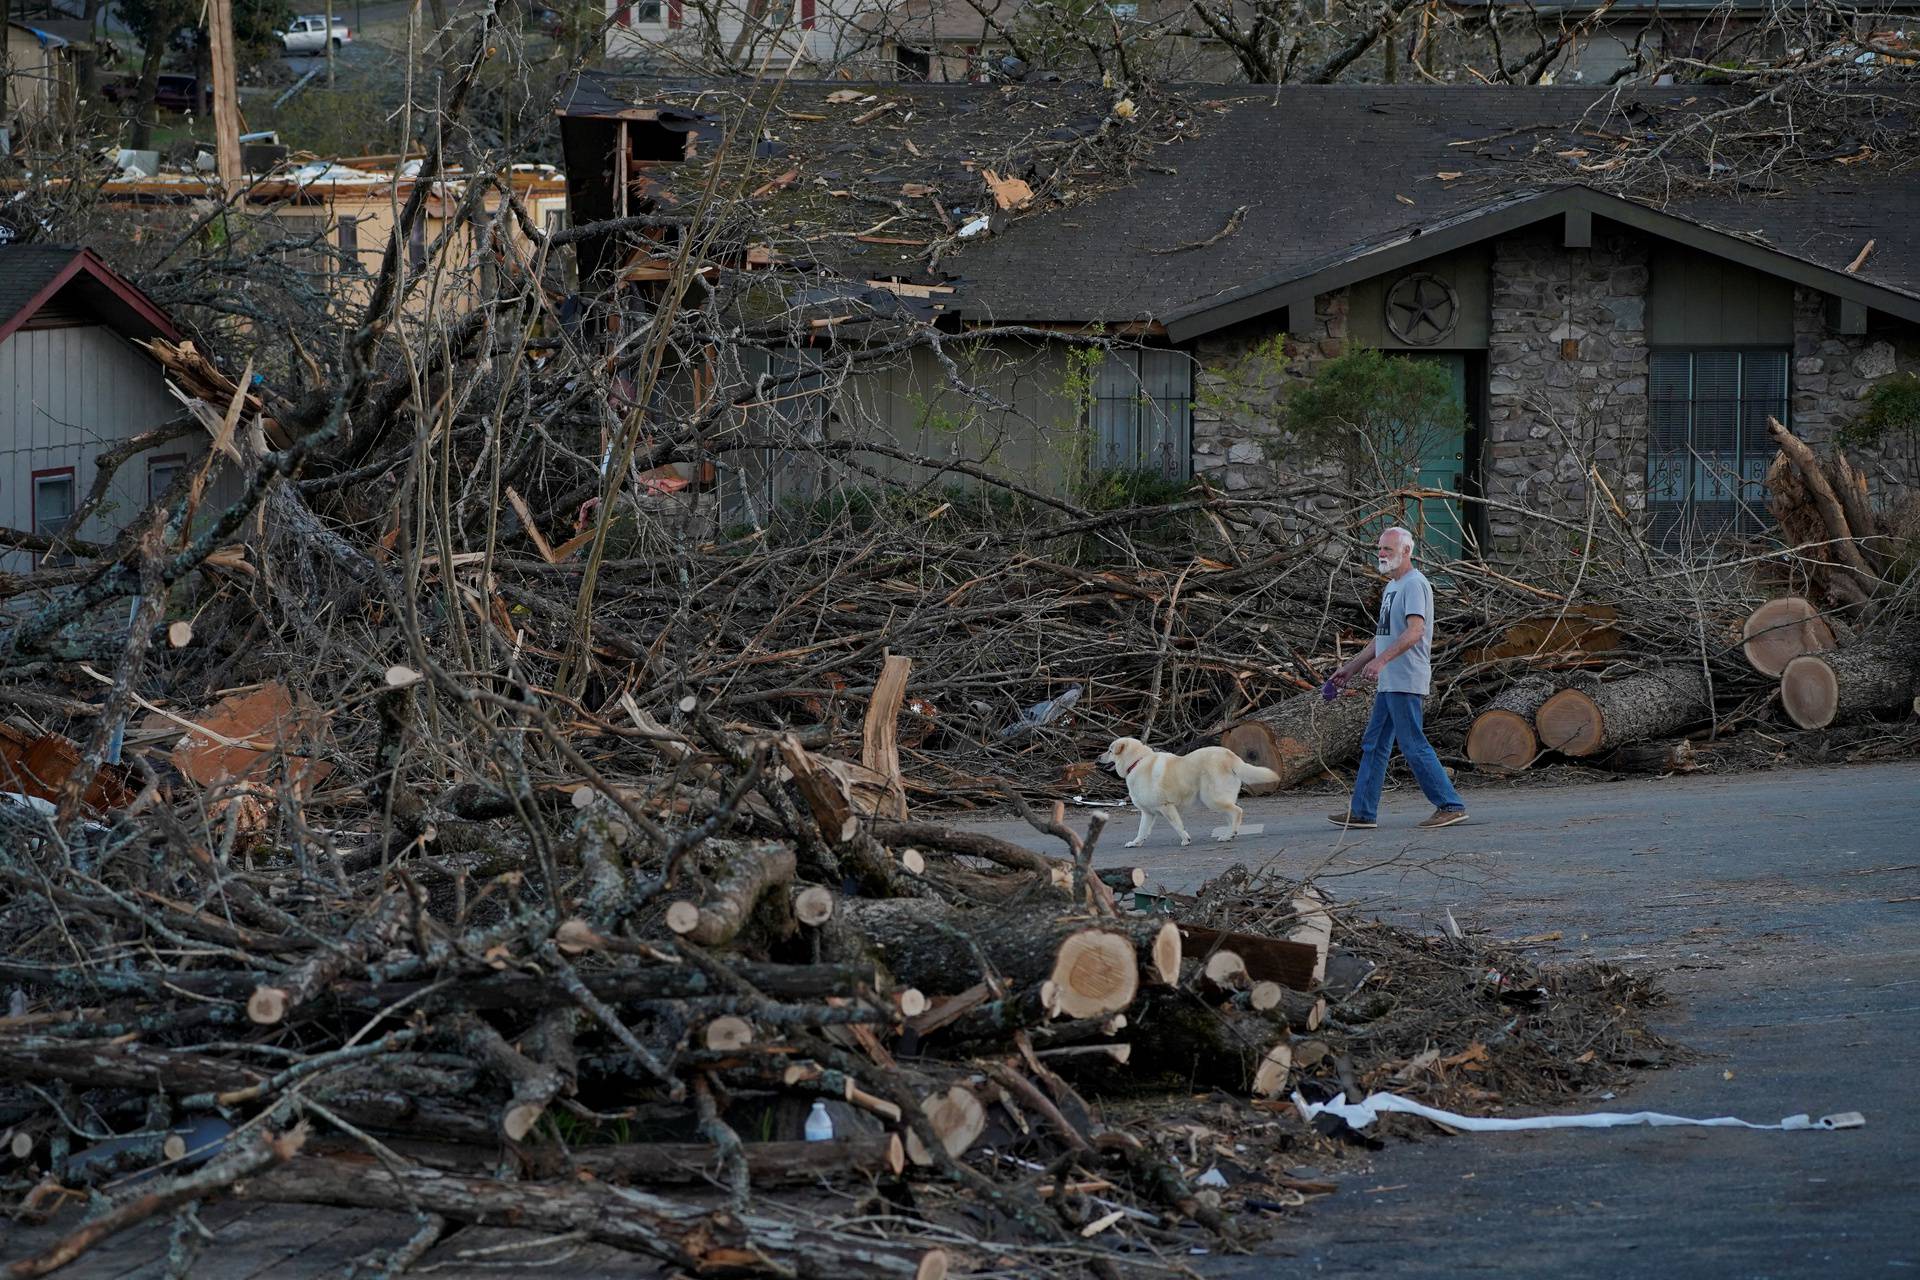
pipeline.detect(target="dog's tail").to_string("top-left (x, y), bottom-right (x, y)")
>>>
top-left (1234, 760), bottom-right (1281, 786)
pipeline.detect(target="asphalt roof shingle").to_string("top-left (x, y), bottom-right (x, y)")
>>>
top-left (947, 85), bottom-right (1920, 324)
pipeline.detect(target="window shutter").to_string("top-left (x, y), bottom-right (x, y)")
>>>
top-left (668, 0), bottom-right (682, 27)
top-left (801, 0), bottom-right (815, 27)
top-left (616, 2), bottom-right (630, 25)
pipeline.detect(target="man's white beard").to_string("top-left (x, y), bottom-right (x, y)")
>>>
top-left (1377, 556), bottom-right (1395, 574)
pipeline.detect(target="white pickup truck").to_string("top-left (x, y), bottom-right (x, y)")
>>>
top-left (279, 14), bottom-right (351, 53)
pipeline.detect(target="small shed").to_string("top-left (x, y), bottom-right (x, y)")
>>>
top-left (0, 245), bottom-right (189, 574)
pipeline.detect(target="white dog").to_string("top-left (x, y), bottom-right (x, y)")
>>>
top-left (1098, 736), bottom-right (1280, 848)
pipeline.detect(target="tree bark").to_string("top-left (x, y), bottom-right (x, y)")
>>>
top-left (666, 843), bottom-right (797, 946)
top-left (1780, 647), bottom-right (1920, 730)
top-left (828, 898), bottom-right (1177, 999)
top-left (1220, 685), bottom-right (1375, 794)
top-left (1465, 676), bottom-right (1557, 771)
top-left (1126, 991), bottom-right (1291, 1097)
top-left (1533, 665), bottom-right (1711, 758)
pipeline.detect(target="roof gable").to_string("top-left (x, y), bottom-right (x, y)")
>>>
top-left (0, 246), bottom-right (182, 348)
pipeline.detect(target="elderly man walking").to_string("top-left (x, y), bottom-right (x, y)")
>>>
top-left (1324, 526), bottom-right (1469, 830)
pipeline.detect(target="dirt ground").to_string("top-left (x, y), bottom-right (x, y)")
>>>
top-left (5, 761), bottom-right (1915, 1278)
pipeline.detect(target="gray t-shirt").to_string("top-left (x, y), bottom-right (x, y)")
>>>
top-left (1375, 569), bottom-right (1434, 696)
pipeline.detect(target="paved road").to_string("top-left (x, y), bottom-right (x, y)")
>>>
top-left (979, 762), bottom-right (1920, 1280)
top-left (5, 762), bottom-right (1916, 1277)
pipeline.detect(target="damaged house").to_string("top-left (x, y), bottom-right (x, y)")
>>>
top-left (0, 246), bottom-right (205, 575)
top-left (558, 76), bottom-right (1920, 557)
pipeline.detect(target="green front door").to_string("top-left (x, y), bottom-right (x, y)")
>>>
top-left (1404, 353), bottom-right (1470, 562)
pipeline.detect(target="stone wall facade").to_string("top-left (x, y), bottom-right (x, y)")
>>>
top-left (1789, 287), bottom-right (1920, 500)
top-left (1482, 225), bottom-right (1650, 556)
top-left (1187, 224), bottom-right (1919, 560)
top-left (1190, 291), bottom-right (1349, 537)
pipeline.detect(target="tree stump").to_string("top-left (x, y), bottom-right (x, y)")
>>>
top-left (1533, 666), bottom-right (1711, 758)
top-left (1465, 676), bottom-right (1557, 772)
top-left (1220, 687), bottom-right (1375, 794)
top-left (1741, 597), bottom-right (1837, 678)
top-left (1780, 647), bottom-right (1920, 730)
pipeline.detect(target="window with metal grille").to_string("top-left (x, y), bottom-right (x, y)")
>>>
top-left (1090, 349), bottom-right (1192, 480)
top-left (1647, 349), bottom-right (1788, 543)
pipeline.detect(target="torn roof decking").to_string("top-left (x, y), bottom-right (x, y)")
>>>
top-left (557, 73), bottom-right (1160, 289)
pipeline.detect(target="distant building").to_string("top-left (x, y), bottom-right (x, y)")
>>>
top-left (3, 21), bottom-right (78, 134)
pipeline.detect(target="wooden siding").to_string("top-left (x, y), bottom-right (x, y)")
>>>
top-left (1347, 244), bottom-right (1493, 350)
top-left (1647, 243), bottom-right (1794, 346)
top-left (0, 324), bottom-right (219, 575)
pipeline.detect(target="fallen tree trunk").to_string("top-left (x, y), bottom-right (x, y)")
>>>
top-left (830, 899), bottom-right (1179, 1008)
top-left (1741, 597), bottom-right (1838, 678)
top-left (1780, 647), bottom-right (1920, 730)
top-left (1219, 686), bottom-right (1375, 794)
top-left (1175, 922), bottom-right (1319, 991)
top-left (1533, 666), bottom-right (1711, 758)
top-left (1126, 992), bottom-right (1293, 1098)
top-left (1465, 676), bottom-right (1557, 772)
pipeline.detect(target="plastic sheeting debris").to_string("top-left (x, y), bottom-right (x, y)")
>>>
top-left (1293, 1090), bottom-right (1866, 1134)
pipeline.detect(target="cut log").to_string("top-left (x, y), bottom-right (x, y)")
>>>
top-left (831, 899), bottom-right (1177, 999)
top-left (1465, 676), bottom-right (1557, 772)
top-left (702, 1017), bottom-right (755, 1053)
top-left (1462, 606), bottom-right (1619, 665)
top-left (904, 1085), bottom-right (987, 1166)
top-left (1175, 923), bottom-right (1319, 991)
top-left (792, 886), bottom-right (835, 927)
top-left (1219, 686), bottom-right (1376, 794)
top-left (666, 843), bottom-right (797, 946)
top-left (1742, 597), bottom-right (1838, 678)
top-left (1128, 992), bottom-right (1292, 1097)
top-left (1781, 647), bottom-right (1920, 730)
top-left (1533, 665), bottom-right (1711, 758)
top-left (1097, 867), bottom-right (1148, 890)
top-left (1050, 930), bottom-right (1140, 1019)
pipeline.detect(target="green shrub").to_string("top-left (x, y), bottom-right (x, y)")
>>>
top-left (1838, 373), bottom-right (1920, 451)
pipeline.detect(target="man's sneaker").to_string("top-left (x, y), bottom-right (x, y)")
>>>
top-left (1327, 812), bottom-right (1377, 829)
top-left (1418, 807), bottom-right (1469, 829)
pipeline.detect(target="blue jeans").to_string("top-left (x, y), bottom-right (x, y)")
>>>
top-left (1349, 691), bottom-right (1464, 821)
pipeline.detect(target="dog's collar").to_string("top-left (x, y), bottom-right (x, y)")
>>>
top-left (1123, 756), bottom-right (1143, 777)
